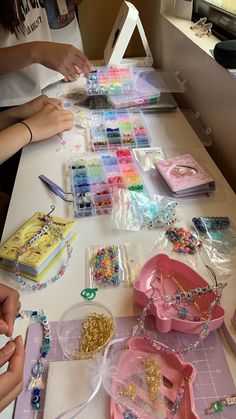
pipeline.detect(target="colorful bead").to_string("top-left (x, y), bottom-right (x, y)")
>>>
top-left (89, 246), bottom-right (120, 287)
top-left (19, 310), bottom-right (50, 411)
top-left (137, 282), bottom-right (226, 355)
top-left (166, 226), bottom-right (202, 254)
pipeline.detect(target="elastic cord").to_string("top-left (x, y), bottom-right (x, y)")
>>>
top-left (19, 121), bottom-right (33, 143)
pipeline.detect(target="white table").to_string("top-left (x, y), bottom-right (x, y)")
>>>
top-left (1, 79), bottom-right (236, 418)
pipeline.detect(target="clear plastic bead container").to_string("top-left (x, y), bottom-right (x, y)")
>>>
top-left (57, 301), bottom-right (115, 360)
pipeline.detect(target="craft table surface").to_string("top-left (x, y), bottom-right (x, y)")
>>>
top-left (0, 78), bottom-right (235, 418)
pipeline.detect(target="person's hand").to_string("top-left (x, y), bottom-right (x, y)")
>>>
top-left (63, 66), bottom-right (83, 82)
top-left (0, 284), bottom-right (21, 337)
top-left (36, 42), bottom-right (91, 79)
top-left (23, 104), bottom-right (74, 142)
top-left (0, 285), bottom-right (24, 411)
top-left (0, 336), bottom-right (25, 412)
top-left (13, 95), bottom-right (64, 122)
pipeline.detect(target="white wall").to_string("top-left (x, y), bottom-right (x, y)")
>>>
top-left (79, 0), bottom-right (236, 191)
top-left (152, 13), bottom-right (236, 191)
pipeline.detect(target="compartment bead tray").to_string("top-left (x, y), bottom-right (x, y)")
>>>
top-left (69, 149), bottom-right (144, 218)
top-left (86, 66), bottom-right (134, 95)
top-left (90, 109), bottom-right (151, 151)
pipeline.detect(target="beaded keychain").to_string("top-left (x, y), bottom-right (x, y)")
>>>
top-left (14, 207), bottom-right (73, 291)
top-left (206, 395), bottom-right (236, 415)
top-left (136, 278), bottom-right (226, 354)
top-left (161, 269), bottom-right (221, 322)
top-left (17, 310), bottom-right (51, 411)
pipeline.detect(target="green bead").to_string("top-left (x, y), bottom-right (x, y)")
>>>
top-left (213, 402), bottom-right (223, 413)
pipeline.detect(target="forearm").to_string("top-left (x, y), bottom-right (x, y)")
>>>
top-left (0, 107), bottom-right (22, 130)
top-left (0, 124), bottom-right (30, 165)
top-left (0, 42), bottom-right (43, 76)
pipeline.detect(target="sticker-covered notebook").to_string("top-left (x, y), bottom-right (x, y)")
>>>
top-left (155, 154), bottom-right (215, 197)
top-left (0, 212), bottom-right (76, 281)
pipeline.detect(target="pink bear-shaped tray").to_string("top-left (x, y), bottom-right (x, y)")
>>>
top-left (133, 253), bottom-right (224, 334)
top-left (110, 336), bottom-right (199, 419)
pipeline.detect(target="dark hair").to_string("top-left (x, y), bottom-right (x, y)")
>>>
top-left (0, 0), bottom-right (26, 37)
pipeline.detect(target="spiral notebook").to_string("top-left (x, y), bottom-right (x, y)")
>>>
top-left (155, 154), bottom-right (215, 197)
top-left (0, 212), bottom-right (76, 281)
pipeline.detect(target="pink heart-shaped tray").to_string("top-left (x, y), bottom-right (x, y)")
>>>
top-left (133, 253), bottom-right (224, 334)
top-left (110, 336), bottom-right (199, 419)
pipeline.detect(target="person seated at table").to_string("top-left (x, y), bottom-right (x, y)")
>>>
top-left (0, 94), bottom-right (74, 165)
top-left (0, 1), bottom-right (90, 233)
top-left (0, 0), bottom-right (90, 108)
top-left (0, 94), bottom-right (74, 237)
top-left (0, 283), bottom-right (24, 413)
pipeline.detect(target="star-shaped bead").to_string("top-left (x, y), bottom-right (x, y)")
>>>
top-left (28, 376), bottom-right (44, 390)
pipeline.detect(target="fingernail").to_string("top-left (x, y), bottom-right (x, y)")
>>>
top-left (15, 335), bottom-right (23, 345)
top-left (0, 319), bottom-right (8, 332)
top-left (0, 341), bottom-right (16, 358)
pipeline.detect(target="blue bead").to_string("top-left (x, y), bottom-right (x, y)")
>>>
top-left (32, 363), bottom-right (43, 377)
top-left (179, 307), bottom-right (188, 319)
top-left (33, 395), bottom-right (40, 404)
top-left (33, 388), bottom-right (40, 396)
top-left (33, 402), bottom-right (40, 410)
top-left (32, 311), bottom-right (38, 316)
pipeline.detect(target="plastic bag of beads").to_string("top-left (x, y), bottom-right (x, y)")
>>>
top-left (102, 349), bottom-right (166, 419)
top-left (147, 225), bottom-right (214, 282)
top-left (132, 147), bottom-right (166, 172)
top-left (86, 244), bottom-right (142, 288)
top-left (111, 188), bottom-right (179, 231)
top-left (192, 216), bottom-right (236, 277)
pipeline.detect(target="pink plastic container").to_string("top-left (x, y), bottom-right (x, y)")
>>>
top-left (110, 336), bottom-right (199, 419)
top-left (134, 253), bottom-right (224, 334)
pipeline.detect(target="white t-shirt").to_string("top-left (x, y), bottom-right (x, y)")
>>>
top-left (0, 1), bottom-right (83, 106)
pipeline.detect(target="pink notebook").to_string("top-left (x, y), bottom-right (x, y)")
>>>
top-left (155, 154), bottom-right (215, 197)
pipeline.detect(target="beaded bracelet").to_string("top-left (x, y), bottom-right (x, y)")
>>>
top-left (170, 376), bottom-right (190, 414)
top-left (153, 282), bottom-right (226, 305)
top-left (14, 212), bottom-right (73, 291)
top-left (137, 281), bottom-right (226, 354)
top-left (18, 310), bottom-right (51, 411)
top-left (206, 395), bottom-right (236, 414)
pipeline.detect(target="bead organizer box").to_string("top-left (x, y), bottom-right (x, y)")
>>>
top-left (90, 109), bottom-right (151, 151)
top-left (57, 302), bottom-right (115, 361)
top-left (86, 66), bottom-right (134, 96)
top-left (68, 149), bottom-right (144, 218)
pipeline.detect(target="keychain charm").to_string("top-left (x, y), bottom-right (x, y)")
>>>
top-left (206, 395), bottom-right (236, 414)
